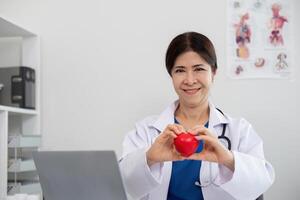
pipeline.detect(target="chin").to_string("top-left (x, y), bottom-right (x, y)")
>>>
top-left (179, 92), bottom-right (209, 104)
top-left (181, 98), bottom-right (204, 107)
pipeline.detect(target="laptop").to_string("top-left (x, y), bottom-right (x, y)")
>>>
top-left (32, 151), bottom-right (128, 200)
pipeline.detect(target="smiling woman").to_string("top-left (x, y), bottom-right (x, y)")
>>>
top-left (119, 32), bottom-right (274, 200)
top-left (166, 33), bottom-right (217, 130)
top-left (171, 51), bottom-right (214, 113)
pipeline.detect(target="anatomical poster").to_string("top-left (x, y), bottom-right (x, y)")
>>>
top-left (227, 0), bottom-right (293, 79)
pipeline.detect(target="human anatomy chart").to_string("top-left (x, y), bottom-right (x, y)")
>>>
top-left (227, 0), bottom-right (293, 79)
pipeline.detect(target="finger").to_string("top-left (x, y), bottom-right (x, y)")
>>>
top-left (175, 153), bottom-right (186, 161)
top-left (186, 152), bottom-right (206, 160)
top-left (174, 124), bottom-right (186, 133)
top-left (195, 135), bottom-right (215, 143)
top-left (161, 130), bottom-right (178, 139)
top-left (190, 127), bottom-right (217, 138)
top-left (195, 135), bottom-right (225, 152)
top-left (188, 126), bottom-right (207, 136)
top-left (176, 155), bottom-right (186, 161)
top-left (166, 124), bottom-right (182, 134)
top-left (172, 148), bottom-right (186, 160)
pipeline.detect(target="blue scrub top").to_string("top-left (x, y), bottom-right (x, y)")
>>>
top-left (167, 118), bottom-right (208, 200)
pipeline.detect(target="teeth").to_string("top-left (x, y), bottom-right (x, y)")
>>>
top-left (184, 89), bottom-right (199, 94)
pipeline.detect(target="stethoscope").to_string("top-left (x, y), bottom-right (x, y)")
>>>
top-left (215, 108), bottom-right (231, 151)
top-left (194, 108), bottom-right (231, 187)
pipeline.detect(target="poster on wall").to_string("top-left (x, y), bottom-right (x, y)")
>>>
top-left (227, 0), bottom-right (294, 79)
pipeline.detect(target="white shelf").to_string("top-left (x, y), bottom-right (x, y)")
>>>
top-left (0, 16), bottom-right (36, 37)
top-left (8, 159), bottom-right (36, 173)
top-left (8, 135), bottom-right (41, 148)
top-left (0, 15), bottom-right (41, 200)
top-left (7, 182), bottom-right (41, 195)
top-left (0, 105), bottom-right (38, 115)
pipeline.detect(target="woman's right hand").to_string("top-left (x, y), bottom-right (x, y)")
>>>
top-left (146, 124), bottom-right (186, 166)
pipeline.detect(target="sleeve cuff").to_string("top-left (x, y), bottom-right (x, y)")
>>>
top-left (215, 162), bottom-right (234, 185)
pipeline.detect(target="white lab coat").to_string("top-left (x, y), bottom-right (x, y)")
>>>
top-left (119, 100), bottom-right (275, 200)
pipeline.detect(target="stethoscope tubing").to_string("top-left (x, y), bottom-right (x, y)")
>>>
top-left (195, 108), bottom-right (232, 187)
top-left (216, 108), bottom-right (231, 150)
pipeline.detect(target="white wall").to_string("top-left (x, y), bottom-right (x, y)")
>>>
top-left (0, 0), bottom-right (299, 199)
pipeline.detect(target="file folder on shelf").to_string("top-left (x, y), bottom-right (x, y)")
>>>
top-left (7, 181), bottom-right (41, 195)
top-left (8, 135), bottom-right (41, 148)
top-left (8, 159), bottom-right (36, 173)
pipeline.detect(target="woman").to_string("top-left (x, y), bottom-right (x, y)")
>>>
top-left (119, 32), bottom-right (275, 200)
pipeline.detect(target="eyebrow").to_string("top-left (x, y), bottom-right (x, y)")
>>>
top-left (173, 64), bottom-right (206, 69)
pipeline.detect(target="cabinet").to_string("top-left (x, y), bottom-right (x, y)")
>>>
top-left (0, 16), bottom-right (41, 200)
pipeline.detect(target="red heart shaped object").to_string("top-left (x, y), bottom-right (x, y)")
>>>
top-left (174, 132), bottom-right (199, 157)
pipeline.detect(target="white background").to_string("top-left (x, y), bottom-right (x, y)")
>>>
top-left (0, 0), bottom-right (299, 199)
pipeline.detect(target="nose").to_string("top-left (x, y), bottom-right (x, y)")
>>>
top-left (183, 71), bottom-right (196, 85)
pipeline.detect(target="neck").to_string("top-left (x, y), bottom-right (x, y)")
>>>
top-left (175, 100), bottom-right (209, 124)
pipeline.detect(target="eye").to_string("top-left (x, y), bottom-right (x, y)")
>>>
top-left (194, 67), bottom-right (205, 71)
top-left (174, 69), bottom-right (185, 73)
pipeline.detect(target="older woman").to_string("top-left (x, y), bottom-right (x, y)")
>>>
top-left (119, 32), bottom-right (275, 200)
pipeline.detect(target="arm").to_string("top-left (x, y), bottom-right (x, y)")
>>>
top-left (218, 119), bottom-right (275, 199)
top-left (119, 126), bottom-right (162, 199)
top-left (188, 119), bottom-right (275, 199)
top-left (119, 121), bottom-right (185, 199)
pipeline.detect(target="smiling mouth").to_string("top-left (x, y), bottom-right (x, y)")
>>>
top-left (182, 88), bottom-right (200, 95)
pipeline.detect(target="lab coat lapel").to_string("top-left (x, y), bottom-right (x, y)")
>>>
top-left (150, 100), bottom-right (179, 133)
top-left (208, 102), bottom-right (229, 130)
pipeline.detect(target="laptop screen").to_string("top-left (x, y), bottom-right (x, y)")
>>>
top-left (33, 151), bottom-right (128, 200)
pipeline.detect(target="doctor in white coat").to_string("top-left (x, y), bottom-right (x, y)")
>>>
top-left (119, 32), bottom-right (275, 200)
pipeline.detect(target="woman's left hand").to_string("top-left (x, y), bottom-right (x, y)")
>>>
top-left (187, 125), bottom-right (235, 172)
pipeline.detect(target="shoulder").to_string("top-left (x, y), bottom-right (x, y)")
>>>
top-left (227, 115), bottom-right (253, 129)
top-left (220, 111), bottom-right (256, 136)
top-left (134, 115), bottom-right (159, 132)
top-left (212, 107), bottom-right (252, 130)
top-left (225, 114), bottom-right (255, 136)
top-left (223, 114), bottom-right (263, 152)
top-left (125, 115), bottom-right (159, 138)
top-left (123, 115), bottom-right (159, 147)
top-left (227, 115), bottom-right (261, 141)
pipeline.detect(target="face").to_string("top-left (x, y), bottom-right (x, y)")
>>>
top-left (171, 51), bottom-right (215, 107)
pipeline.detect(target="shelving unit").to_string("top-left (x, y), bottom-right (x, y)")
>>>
top-left (7, 182), bottom-right (41, 196)
top-left (8, 159), bottom-right (36, 173)
top-left (0, 16), bottom-right (41, 200)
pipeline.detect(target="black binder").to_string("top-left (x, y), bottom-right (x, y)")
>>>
top-left (0, 66), bottom-right (35, 109)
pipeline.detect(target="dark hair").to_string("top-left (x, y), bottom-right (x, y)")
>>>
top-left (165, 32), bottom-right (218, 76)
